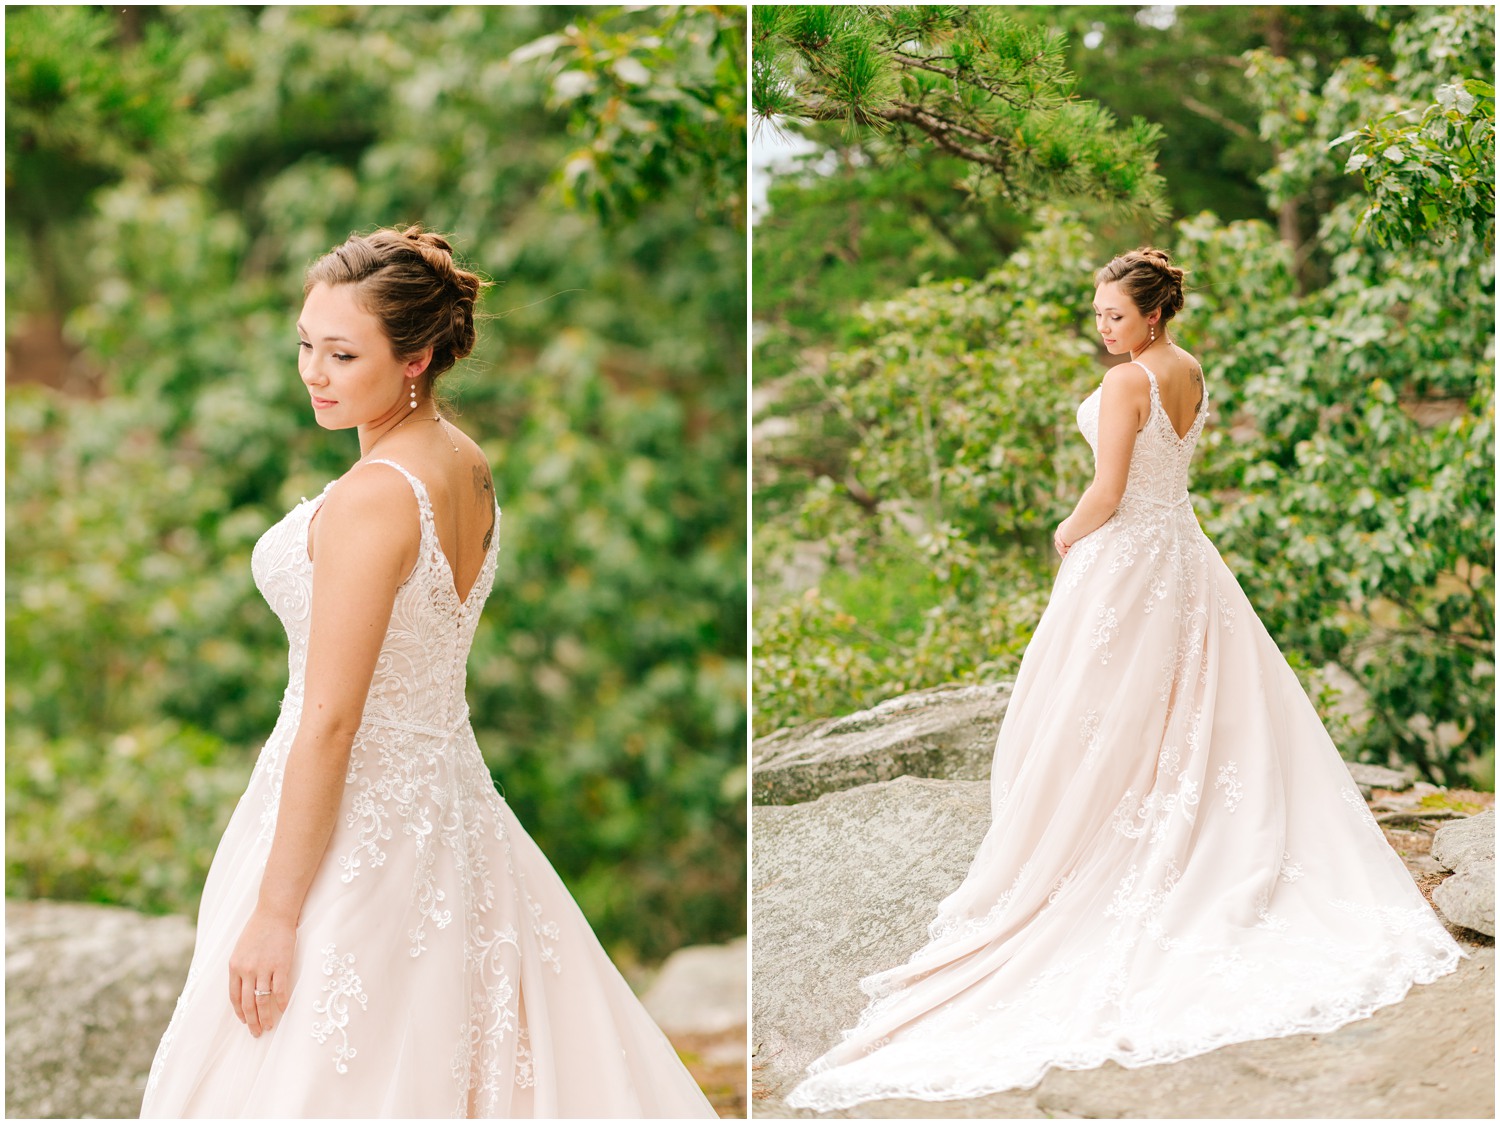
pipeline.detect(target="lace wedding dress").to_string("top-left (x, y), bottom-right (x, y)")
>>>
top-left (141, 460), bottom-right (717, 1118)
top-left (786, 362), bottom-right (1463, 1111)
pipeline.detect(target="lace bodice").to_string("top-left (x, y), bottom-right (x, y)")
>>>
top-left (1077, 359), bottom-right (1208, 510)
top-left (250, 458), bottom-right (501, 734)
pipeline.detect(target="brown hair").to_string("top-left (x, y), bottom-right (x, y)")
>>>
top-left (1093, 247), bottom-right (1186, 323)
top-left (304, 224), bottom-right (489, 384)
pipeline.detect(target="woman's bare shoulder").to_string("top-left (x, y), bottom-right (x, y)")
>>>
top-left (1101, 360), bottom-right (1153, 397)
top-left (323, 459), bottom-right (423, 526)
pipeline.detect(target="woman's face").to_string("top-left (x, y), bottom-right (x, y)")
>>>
top-left (296, 282), bottom-right (424, 431)
top-left (1092, 281), bottom-right (1160, 357)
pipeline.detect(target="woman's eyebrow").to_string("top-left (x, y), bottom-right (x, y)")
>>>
top-left (295, 321), bottom-right (356, 343)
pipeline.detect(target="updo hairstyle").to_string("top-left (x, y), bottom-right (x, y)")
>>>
top-left (1093, 247), bottom-right (1186, 324)
top-left (304, 224), bottom-right (490, 384)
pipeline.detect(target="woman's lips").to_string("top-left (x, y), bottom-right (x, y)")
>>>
top-left (311, 395), bottom-right (337, 409)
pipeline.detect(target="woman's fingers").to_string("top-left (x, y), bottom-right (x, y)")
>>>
top-left (241, 976), bottom-right (263, 1036)
top-left (273, 969), bottom-right (291, 1016)
top-left (254, 979), bottom-right (278, 1032)
top-left (229, 970), bottom-right (246, 1024)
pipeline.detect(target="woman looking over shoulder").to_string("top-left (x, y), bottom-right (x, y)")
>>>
top-left (141, 226), bottom-right (717, 1118)
top-left (1055, 247), bottom-right (1203, 556)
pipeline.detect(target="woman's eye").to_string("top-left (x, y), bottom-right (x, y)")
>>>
top-left (334, 353), bottom-right (355, 362)
top-left (298, 340), bottom-right (311, 351)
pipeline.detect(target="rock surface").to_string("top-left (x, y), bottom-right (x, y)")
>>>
top-left (1429, 811), bottom-right (1496, 937)
top-left (753, 683), bottom-right (1010, 805)
top-left (753, 777), bottom-right (992, 1107)
top-left (1347, 761), bottom-right (1418, 799)
top-left (1432, 810), bottom-right (1496, 872)
top-left (6, 899), bottom-right (747, 1119)
top-left (5, 898), bottom-right (196, 1120)
top-left (752, 776), bottom-right (1495, 1119)
top-left (1432, 859), bottom-right (1496, 938)
top-left (756, 682), bottom-right (1436, 809)
top-left (643, 936), bottom-right (748, 1038)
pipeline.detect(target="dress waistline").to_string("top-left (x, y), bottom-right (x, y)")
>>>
top-left (279, 690), bottom-right (470, 739)
top-left (1120, 491), bottom-right (1193, 511)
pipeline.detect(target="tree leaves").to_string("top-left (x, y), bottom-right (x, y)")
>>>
top-left (6, 5), bottom-right (747, 961)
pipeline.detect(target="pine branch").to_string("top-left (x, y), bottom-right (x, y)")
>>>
top-left (886, 51), bottom-right (1035, 110)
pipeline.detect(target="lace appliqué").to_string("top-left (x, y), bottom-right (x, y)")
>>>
top-left (1079, 709), bottom-right (1104, 769)
top-left (143, 954), bottom-right (207, 1098)
top-left (1339, 784), bottom-right (1385, 837)
top-left (1214, 761), bottom-right (1243, 813)
top-left (1279, 851), bottom-right (1304, 883)
top-left (514, 1028), bottom-right (536, 1089)
top-left (311, 943), bottom-right (369, 1074)
top-left (1090, 605), bottom-right (1120, 665)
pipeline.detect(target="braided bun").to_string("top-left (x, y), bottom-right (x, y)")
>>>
top-left (305, 223), bottom-right (490, 382)
top-left (1094, 246), bottom-right (1186, 323)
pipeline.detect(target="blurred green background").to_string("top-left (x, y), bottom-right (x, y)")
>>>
top-left (752, 5), bottom-right (1493, 789)
top-left (6, 4), bottom-right (747, 966)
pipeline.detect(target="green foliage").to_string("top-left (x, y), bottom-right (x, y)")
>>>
top-left (516, 6), bottom-right (747, 227)
top-left (754, 7), bottom-right (1494, 787)
top-left (754, 214), bottom-right (1096, 732)
top-left (753, 5), bottom-right (1168, 220)
top-left (1178, 205), bottom-right (1493, 786)
top-left (1336, 75), bottom-right (1494, 252)
top-left (749, 6), bottom-right (1412, 408)
top-left (1020, 6), bottom-right (1401, 226)
top-left (6, 722), bottom-right (252, 913)
top-left (6, 5), bottom-right (746, 963)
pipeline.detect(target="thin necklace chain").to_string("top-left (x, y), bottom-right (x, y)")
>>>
top-left (1133, 332), bottom-right (1173, 362)
top-left (362, 403), bottom-right (460, 461)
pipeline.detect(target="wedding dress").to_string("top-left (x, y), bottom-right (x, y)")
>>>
top-left (786, 361), bottom-right (1464, 1110)
top-left (141, 459), bottom-right (717, 1118)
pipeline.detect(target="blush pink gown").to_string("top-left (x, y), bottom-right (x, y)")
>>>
top-left (141, 459), bottom-right (717, 1118)
top-left (786, 362), bottom-right (1463, 1111)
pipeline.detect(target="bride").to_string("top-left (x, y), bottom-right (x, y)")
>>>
top-left (785, 247), bottom-right (1464, 1111)
top-left (141, 226), bottom-right (716, 1118)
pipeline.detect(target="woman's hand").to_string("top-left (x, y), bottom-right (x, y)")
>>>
top-left (1054, 520), bottom-right (1073, 558)
top-left (228, 907), bottom-right (295, 1037)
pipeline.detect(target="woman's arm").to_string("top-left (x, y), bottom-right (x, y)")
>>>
top-left (1054, 363), bottom-right (1150, 556)
top-left (227, 464), bottom-right (419, 1037)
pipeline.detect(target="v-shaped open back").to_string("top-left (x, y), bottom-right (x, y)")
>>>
top-left (1135, 358), bottom-right (1206, 443)
top-left (363, 458), bottom-right (500, 607)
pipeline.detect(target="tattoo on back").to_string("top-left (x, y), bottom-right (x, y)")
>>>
top-left (474, 464), bottom-right (495, 550)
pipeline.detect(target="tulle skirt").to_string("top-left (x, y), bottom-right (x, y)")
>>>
top-left (787, 496), bottom-right (1462, 1110)
top-left (141, 711), bottom-right (717, 1119)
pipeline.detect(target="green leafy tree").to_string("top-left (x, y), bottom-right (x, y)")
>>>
top-left (754, 6), bottom-right (1493, 787)
top-left (7, 4), bottom-right (746, 962)
top-left (518, 5), bottom-right (747, 228)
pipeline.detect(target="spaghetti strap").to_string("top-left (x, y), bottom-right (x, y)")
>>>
top-left (362, 457), bottom-right (434, 513)
top-left (361, 457), bottom-right (499, 606)
top-left (1131, 358), bottom-right (1161, 398)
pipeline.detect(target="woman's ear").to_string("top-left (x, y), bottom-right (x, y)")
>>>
top-left (404, 346), bottom-right (434, 380)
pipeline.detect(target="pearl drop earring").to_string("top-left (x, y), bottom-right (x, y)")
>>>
top-left (409, 381), bottom-right (418, 409)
